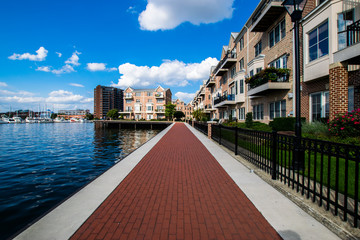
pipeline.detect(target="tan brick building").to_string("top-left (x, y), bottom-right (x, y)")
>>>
top-left (193, 0), bottom-right (359, 123)
top-left (120, 86), bottom-right (172, 120)
top-left (172, 99), bottom-right (185, 112)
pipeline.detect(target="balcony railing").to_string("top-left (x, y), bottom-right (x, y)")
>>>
top-left (155, 93), bottom-right (164, 98)
top-left (214, 94), bottom-right (235, 105)
top-left (246, 68), bottom-right (290, 90)
top-left (212, 51), bottom-right (237, 76)
top-left (124, 94), bottom-right (133, 99)
top-left (347, 20), bottom-right (360, 47)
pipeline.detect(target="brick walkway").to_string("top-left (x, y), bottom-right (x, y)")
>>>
top-left (71, 123), bottom-right (282, 240)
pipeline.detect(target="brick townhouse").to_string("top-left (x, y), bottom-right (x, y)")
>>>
top-left (120, 86), bottom-right (172, 120)
top-left (193, 0), bottom-right (359, 123)
top-left (172, 99), bottom-right (186, 112)
top-left (301, 0), bottom-right (360, 121)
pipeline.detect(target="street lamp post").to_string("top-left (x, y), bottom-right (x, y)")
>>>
top-left (283, 0), bottom-right (308, 170)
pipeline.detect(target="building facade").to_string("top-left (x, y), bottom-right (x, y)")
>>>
top-left (172, 99), bottom-right (186, 112)
top-left (192, 0), bottom-right (359, 123)
top-left (120, 86), bottom-right (172, 120)
top-left (301, 0), bottom-right (360, 121)
top-left (94, 85), bottom-right (124, 119)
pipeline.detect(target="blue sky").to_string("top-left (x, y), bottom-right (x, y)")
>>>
top-left (0, 0), bottom-right (259, 113)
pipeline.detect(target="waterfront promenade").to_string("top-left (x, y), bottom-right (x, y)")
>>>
top-left (15, 123), bottom-right (339, 240)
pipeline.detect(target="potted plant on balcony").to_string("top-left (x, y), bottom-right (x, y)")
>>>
top-left (245, 67), bottom-right (290, 89)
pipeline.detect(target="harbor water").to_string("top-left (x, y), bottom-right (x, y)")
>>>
top-left (0, 122), bottom-right (162, 239)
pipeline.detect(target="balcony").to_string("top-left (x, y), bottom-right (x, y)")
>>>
top-left (334, 20), bottom-right (360, 64)
top-left (251, 0), bottom-right (285, 32)
top-left (213, 94), bottom-right (236, 108)
top-left (124, 93), bottom-right (133, 99)
top-left (155, 93), bottom-right (164, 98)
top-left (204, 104), bottom-right (216, 113)
top-left (199, 89), bottom-right (205, 96)
top-left (155, 109), bottom-right (165, 113)
top-left (213, 51), bottom-right (237, 76)
top-left (206, 77), bottom-right (216, 87)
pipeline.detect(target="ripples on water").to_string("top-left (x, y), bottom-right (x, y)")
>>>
top-left (0, 123), bottom-right (161, 239)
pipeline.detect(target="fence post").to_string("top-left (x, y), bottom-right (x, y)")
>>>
top-left (234, 126), bottom-right (238, 155)
top-left (208, 123), bottom-right (212, 139)
top-left (271, 130), bottom-right (277, 180)
top-left (192, 120), bottom-right (194, 128)
top-left (219, 124), bottom-right (222, 145)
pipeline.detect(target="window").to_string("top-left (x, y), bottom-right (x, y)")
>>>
top-left (238, 107), bottom-right (245, 120)
top-left (256, 67), bottom-right (262, 73)
top-left (135, 92), bottom-right (141, 96)
top-left (240, 36), bottom-right (244, 50)
top-left (147, 105), bottom-right (153, 111)
top-left (126, 99), bottom-right (132, 103)
top-left (135, 105), bottom-right (141, 112)
top-left (310, 91), bottom-right (329, 121)
top-left (136, 99), bottom-right (140, 103)
top-left (309, 21), bottom-right (329, 62)
top-left (147, 92), bottom-right (152, 96)
top-left (125, 106), bottom-right (132, 112)
top-left (338, 10), bottom-right (354, 50)
top-left (255, 41), bottom-right (262, 57)
top-left (240, 80), bottom-right (244, 94)
top-left (253, 104), bottom-right (264, 120)
top-left (270, 100), bottom-right (286, 119)
top-left (269, 19), bottom-right (286, 48)
top-left (148, 99), bottom-right (152, 103)
top-left (235, 81), bottom-right (238, 95)
top-left (230, 66), bottom-right (236, 79)
top-left (349, 86), bottom-right (354, 112)
top-left (250, 70), bottom-right (254, 77)
top-left (269, 55), bottom-right (288, 69)
top-left (239, 58), bottom-right (244, 70)
top-left (157, 99), bottom-right (164, 103)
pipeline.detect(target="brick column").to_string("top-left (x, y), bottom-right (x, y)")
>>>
top-left (208, 123), bottom-right (212, 139)
top-left (192, 121), bottom-right (194, 127)
top-left (329, 62), bottom-right (348, 120)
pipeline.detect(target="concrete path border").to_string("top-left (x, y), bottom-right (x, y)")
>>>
top-left (14, 123), bottom-right (175, 240)
top-left (185, 123), bottom-right (340, 240)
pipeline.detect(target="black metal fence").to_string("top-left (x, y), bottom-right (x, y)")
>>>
top-left (193, 121), bottom-right (208, 135)
top-left (206, 124), bottom-right (360, 228)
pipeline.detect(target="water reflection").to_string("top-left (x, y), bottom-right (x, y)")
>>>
top-left (0, 123), bottom-right (161, 239)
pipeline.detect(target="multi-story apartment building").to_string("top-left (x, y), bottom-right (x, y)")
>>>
top-left (94, 85), bottom-right (123, 119)
top-left (120, 86), bottom-right (172, 120)
top-left (185, 102), bottom-right (193, 120)
top-left (172, 99), bottom-right (185, 112)
top-left (301, 0), bottom-right (360, 121)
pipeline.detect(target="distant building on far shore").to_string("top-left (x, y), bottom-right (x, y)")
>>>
top-left (94, 85), bottom-right (124, 119)
top-left (58, 109), bottom-right (90, 119)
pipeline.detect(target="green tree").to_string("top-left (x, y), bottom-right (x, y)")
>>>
top-left (192, 109), bottom-right (205, 121)
top-left (85, 113), bottom-right (94, 120)
top-left (174, 111), bottom-right (185, 121)
top-left (50, 113), bottom-right (57, 119)
top-left (165, 104), bottom-right (176, 120)
top-left (106, 109), bottom-right (119, 120)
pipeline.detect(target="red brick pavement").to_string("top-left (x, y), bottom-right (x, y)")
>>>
top-left (71, 123), bottom-right (282, 240)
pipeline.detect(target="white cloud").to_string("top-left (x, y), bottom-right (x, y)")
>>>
top-left (36, 66), bottom-right (51, 72)
top-left (70, 83), bottom-right (85, 87)
top-left (51, 65), bottom-right (75, 75)
top-left (0, 89), bottom-right (93, 111)
top-left (8, 47), bottom-right (48, 61)
top-left (56, 52), bottom-right (62, 57)
top-left (36, 51), bottom-right (80, 75)
top-left (65, 51), bottom-right (81, 66)
top-left (175, 92), bottom-right (195, 103)
top-left (139, 0), bottom-right (234, 31)
top-left (87, 63), bottom-right (117, 72)
top-left (0, 82), bottom-right (7, 87)
top-left (127, 6), bottom-right (138, 14)
top-left (112, 57), bottom-right (218, 88)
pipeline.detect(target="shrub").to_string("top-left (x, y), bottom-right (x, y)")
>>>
top-left (269, 117), bottom-right (306, 131)
top-left (329, 109), bottom-right (360, 138)
top-left (245, 112), bottom-right (253, 128)
top-left (302, 121), bottom-right (330, 137)
top-left (251, 122), bottom-right (272, 132)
